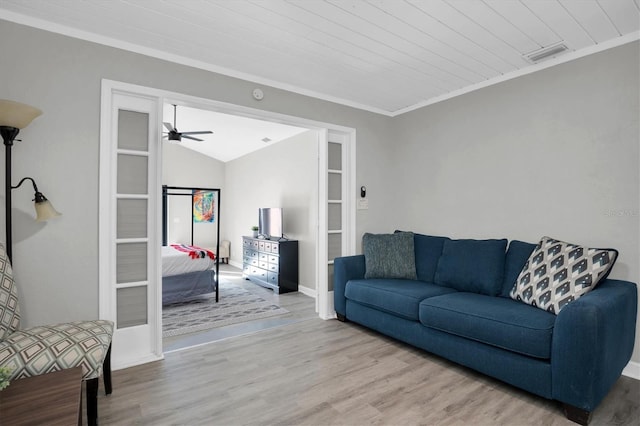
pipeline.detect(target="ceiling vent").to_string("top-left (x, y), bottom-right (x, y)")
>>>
top-left (524, 42), bottom-right (569, 63)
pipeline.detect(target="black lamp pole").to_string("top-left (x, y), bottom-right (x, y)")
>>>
top-left (1, 126), bottom-right (19, 263)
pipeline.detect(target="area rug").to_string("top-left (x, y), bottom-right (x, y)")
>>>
top-left (162, 280), bottom-right (289, 337)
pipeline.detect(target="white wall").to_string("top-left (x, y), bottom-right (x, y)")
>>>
top-left (162, 142), bottom-right (225, 248)
top-left (224, 131), bottom-right (318, 290)
top-left (0, 20), bottom-right (394, 326)
top-left (390, 42), bottom-right (640, 364)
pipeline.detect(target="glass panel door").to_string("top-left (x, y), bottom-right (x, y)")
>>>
top-left (100, 84), bottom-right (161, 369)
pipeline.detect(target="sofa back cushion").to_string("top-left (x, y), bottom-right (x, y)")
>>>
top-left (413, 233), bottom-right (450, 283)
top-left (363, 232), bottom-right (417, 280)
top-left (501, 240), bottom-right (537, 297)
top-left (434, 238), bottom-right (508, 296)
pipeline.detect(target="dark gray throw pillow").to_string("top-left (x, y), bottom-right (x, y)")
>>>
top-left (363, 232), bottom-right (417, 280)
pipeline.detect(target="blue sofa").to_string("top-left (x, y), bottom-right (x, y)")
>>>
top-left (334, 233), bottom-right (637, 425)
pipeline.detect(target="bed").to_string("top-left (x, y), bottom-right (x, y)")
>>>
top-left (162, 245), bottom-right (217, 305)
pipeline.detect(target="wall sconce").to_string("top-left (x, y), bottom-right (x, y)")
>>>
top-left (0, 99), bottom-right (60, 263)
top-left (13, 177), bottom-right (61, 222)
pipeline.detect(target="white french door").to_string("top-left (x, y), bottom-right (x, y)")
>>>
top-left (317, 130), bottom-right (356, 319)
top-left (99, 81), bottom-right (163, 369)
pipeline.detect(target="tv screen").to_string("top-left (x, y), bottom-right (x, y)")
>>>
top-left (258, 208), bottom-right (283, 239)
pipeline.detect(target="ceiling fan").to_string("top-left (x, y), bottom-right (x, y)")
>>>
top-left (163, 104), bottom-right (213, 142)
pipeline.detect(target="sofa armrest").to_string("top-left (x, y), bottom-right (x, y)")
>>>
top-left (333, 255), bottom-right (365, 317)
top-left (552, 279), bottom-right (638, 411)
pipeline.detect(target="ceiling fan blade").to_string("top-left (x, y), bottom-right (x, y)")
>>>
top-left (181, 130), bottom-right (213, 135)
top-left (163, 122), bottom-right (175, 132)
top-left (182, 135), bottom-right (204, 142)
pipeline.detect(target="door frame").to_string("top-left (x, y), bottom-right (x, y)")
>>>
top-left (100, 79), bottom-right (355, 368)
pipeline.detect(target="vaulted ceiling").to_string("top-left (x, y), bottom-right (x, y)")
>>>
top-left (1, 0), bottom-right (638, 117)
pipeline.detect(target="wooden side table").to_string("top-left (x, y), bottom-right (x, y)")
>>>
top-left (0, 366), bottom-right (83, 425)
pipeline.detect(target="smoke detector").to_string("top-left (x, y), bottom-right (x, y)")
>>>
top-left (524, 42), bottom-right (569, 63)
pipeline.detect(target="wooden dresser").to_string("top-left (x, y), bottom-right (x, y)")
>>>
top-left (242, 236), bottom-right (298, 294)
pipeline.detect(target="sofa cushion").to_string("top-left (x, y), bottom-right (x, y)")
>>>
top-left (419, 293), bottom-right (556, 359)
top-left (510, 236), bottom-right (618, 314)
top-left (363, 232), bottom-right (417, 280)
top-left (501, 240), bottom-right (537, 297)
top-left (345, 279), bottom-right (457, 321)
top-left (434, 238), bottom-right (507, 296)
top-left (414, 233), bottom-right (450, 283)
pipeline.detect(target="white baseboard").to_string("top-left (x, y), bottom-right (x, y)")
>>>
top-left (228, 260), bottom-right (243, 269)
top-left (319, 290), bottom-right (337, 320)
top-left (113, 353), bottom-right (163, 371)
top-left (622, 360), bottom-right (640, 380)
top-left (298, 285), bottom-right (316, 298)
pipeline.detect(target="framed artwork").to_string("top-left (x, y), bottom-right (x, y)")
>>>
top-left (193, 190), bottom-right (215, 223)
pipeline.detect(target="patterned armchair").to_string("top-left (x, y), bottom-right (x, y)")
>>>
top-left (0, 244), bottom-right (113, 426)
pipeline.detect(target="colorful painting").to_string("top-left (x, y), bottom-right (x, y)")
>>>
top-left (193, 190), bottom-right (215, 223)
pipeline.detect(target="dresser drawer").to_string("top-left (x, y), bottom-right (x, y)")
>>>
top-left (270, 244), bottom-right (279, 254)
top-left (267, 272), bottom-right (279, 285)
top-left (243, 238), bottom-right (252, 248)
top-left (253, 268), bottom-right (268, 281)
top-left (251, 240), bottom-right (259, 249)
top-left (268, 255), bottom-right (278, 264)
top-left (258, 241), bottom-right (266, 251)
top-left (258, 252), bottom-right (269, 262)
top-left (259, 261), bottom-right (269, 270)
top-left (267, 262), bottom-right (279, 273)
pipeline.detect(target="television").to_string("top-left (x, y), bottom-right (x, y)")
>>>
top-left (258, 207), bottom-right (283, 240)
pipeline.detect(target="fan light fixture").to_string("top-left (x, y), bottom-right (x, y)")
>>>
top-left (0, 99), bottom-right (60, 262)
top-left (163, 104), bottom-right (213, 142)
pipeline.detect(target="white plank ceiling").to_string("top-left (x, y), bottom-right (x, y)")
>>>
top-left (1, 0), bottom-right (638, 117)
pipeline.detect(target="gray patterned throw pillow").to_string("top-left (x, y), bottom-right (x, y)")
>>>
top-left (510, 236), bottom-right (618, 314)
top-left (363, 232), bottom-right (417, 280)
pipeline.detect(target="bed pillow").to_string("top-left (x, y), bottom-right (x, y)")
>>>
top-left (363, 232), bottom-right (417, 280)
top-left (510, 236), bottom-right (618, 314)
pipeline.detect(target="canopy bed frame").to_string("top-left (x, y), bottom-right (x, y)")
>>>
top-left (162, 185), bottom-right (221, 304)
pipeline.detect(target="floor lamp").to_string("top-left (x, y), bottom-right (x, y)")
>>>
top-left (0, 99), bottom-right (61, 263)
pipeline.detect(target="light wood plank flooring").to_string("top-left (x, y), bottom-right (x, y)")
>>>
top-left (99, 310), bottom-right (639, 425)
top-left (163, 264), bottom-right (318, 352)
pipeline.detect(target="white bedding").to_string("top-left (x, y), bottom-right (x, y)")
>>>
top-left (162, 246), bottom-right (216, 277)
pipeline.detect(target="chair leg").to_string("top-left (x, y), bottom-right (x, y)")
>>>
top-left (103, 343), bottom-right (112, 395)
top-left (86, 377), bottom-right (99, 426)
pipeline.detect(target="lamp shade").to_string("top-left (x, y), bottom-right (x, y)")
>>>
top-left (0, 99), bottom-right (42, 129)
top-left (35, 199), bottom-right (61, 222)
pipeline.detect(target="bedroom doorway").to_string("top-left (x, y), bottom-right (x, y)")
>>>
top-left (100, 79), bottom-right (356, 369)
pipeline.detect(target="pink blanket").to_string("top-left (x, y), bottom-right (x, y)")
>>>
top-left (170, 244), bottom-right (216, 260)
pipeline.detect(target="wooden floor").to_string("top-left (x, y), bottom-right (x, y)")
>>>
top-left (162, 264), bottom-right (318, 352)
top-left (100, 272), bottom-right (639, 425)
